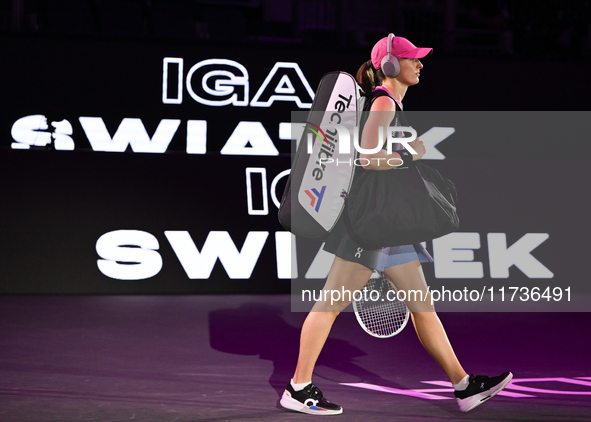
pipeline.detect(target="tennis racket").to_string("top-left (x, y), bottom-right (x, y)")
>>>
top-left (353, 270), bottom-right (410, 338)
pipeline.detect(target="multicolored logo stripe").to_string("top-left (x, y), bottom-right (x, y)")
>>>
top-left (304, 122), bottom-right (328, 145)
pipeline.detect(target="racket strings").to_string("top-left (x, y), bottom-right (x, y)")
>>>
top-left (354, 274), bottom-right (409, 337)
top-left (357, 302), bottom-right (407, 336)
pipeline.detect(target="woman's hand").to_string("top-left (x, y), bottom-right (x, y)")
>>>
top-left (408, 137), bottom-right (426, 161)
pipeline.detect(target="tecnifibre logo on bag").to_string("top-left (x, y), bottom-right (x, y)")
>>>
top-left (303, 185), bottom-right (326, 212)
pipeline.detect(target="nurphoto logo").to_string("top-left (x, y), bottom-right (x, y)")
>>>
top-left (304, 121), bottom-right (418, 168)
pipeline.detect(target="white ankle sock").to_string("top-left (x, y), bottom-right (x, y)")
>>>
top-left (453, 374), bottom-right (470, 391)
top-left (291, 379), bottom-right (311, 391)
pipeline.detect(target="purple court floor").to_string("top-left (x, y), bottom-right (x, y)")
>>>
top-left (1, 295), bottom-right (590, 421)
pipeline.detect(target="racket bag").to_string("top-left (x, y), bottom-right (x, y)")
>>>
top-left (278, 72), bottom-right (365, 239)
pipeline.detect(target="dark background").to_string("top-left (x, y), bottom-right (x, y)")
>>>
top-left (1, 0), bottom-right (590, 295)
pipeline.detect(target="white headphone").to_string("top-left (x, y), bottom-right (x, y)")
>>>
top-left (380, 33), bottom-right (400, 78)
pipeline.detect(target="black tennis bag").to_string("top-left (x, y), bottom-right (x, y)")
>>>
top-left (344, 160), bottom-right (459, 249)
top-left (342, 95), bottom-right (460, 249)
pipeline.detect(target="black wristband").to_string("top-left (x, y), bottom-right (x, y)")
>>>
top-left (397, 149), bottom-right (414, 166)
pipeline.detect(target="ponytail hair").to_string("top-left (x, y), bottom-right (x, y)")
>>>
top-left (356, 60), bottom-right (384, 93)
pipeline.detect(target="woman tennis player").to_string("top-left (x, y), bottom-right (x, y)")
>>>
top-left (280, 34), bottom-right (512, 415)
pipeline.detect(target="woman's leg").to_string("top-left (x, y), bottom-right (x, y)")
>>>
top-left (383, 260), bottom-right (468, 385)
top-left (292, 256), bottom-right (373, 384)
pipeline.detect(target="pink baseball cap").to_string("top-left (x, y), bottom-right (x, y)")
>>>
top-left (371, 35), bottom-right (433, 69)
